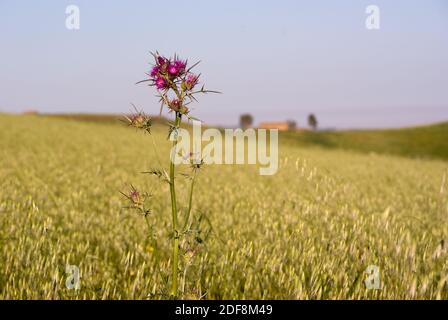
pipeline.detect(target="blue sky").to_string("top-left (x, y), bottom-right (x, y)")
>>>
top-left (0, 0), bottom-right (447, 128)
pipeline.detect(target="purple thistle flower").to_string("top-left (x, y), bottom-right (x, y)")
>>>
top-left (150, 65), bottom-right (160, 77)
top-left (167, 64), bottom-right (179, 76)
top-left (157, 56), bottom-right (167, 66)
top-left (175, 60), bottom-right (186, 69)
top-left (167, 60), bottom-right (186, 76)
top-left (155, 76), bottom-right (167, 89)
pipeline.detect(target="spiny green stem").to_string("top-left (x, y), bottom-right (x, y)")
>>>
top-left (170, 112), bottom-right (182, 297)
top-left (150, 133), bottom-right (165, 170)
top-left (183, 170), bottom-right (197, 232)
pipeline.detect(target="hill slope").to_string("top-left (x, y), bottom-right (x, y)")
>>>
top-left (281, 122), bottom-right (448, 161)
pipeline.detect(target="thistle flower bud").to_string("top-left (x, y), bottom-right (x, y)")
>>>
top-left (157, 56), bottom-right (168, 66)
top-left (121, 185), bottom-right (151, 216)
top-left (129, 189), bottom-right (141, 205)
top-left (168, 99), bottom-right (189, 115)
top-left (168, 99), bottom-right (182, 112)
top-left (126, 110), bottom-right (152, 133)
top-left (182, 73), bottom-right (199, 91)
top-left (122, 186), bottom-right (143, 207)
top-left (179, 106), bottom-right (189, 114)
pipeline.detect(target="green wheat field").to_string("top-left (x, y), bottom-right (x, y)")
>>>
top-left (1, 113), bottom-right (447, 299)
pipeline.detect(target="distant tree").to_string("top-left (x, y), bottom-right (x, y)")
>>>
top-left (240, 114), bottom-right (254, 129)
top-left (308, 114), bottom-right (318, 131)
top-left (287, 120), bottom-right (297, 130)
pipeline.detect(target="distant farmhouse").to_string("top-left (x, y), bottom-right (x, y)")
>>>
top-left (259, 121), bottom-right (298, 131)
top-left (23, 110), bottom-right (39, 115)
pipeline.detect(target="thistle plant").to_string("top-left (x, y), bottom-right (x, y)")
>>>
top-left (123, 52), bottom-right (218, 298)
